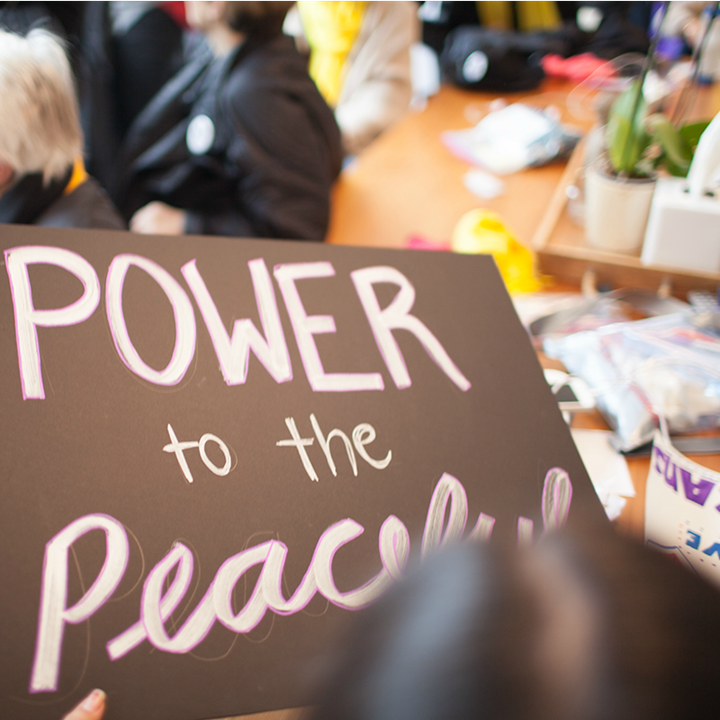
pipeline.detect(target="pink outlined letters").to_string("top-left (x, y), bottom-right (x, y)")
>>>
top-left (30, 470), bottom-right (573, 691)
top-left (351, 266), bottom-right (471, 391)
top-left (273, 262), bottom-right (385, 392)
top-left (106, 254), bottom-right (196, 386)
top-left (4, 245), bottom-right (101, 400)
top-left (30, 514), bottom-right (129, 692)
top-left (182, 258), bottom-right (292, 385)
top-left (6, 248), bottom-right (471, 398)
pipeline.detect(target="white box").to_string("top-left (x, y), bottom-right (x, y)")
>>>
top-left (641, 177), bottom-right (720, 273)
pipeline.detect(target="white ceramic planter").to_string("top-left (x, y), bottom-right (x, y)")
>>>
top-left (584, 166), bottom-right (656, 255)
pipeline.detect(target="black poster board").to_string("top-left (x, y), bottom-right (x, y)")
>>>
top-left (0, 225), bottom-right (605, 720)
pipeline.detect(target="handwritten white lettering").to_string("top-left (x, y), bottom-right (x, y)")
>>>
top-left (163, 424), bottom-right (232, 483)
top-left (4, 246), bottom-right (101, 400)
top-left (182, 258), bottom-right (292, 385)
top-left (106, 254), bottom-right (196, 386)
top-left (6, 248), bottom-right (469, 399)
top-left (276, 415), bottom-right (392, 481)
top-left (351, 266), bottom-right (471, 391)
top-left (30, 470), bottom-right (572, 691)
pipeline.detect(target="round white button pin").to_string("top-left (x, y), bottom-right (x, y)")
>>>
top-left (186, 114), bottom-right (215, 155)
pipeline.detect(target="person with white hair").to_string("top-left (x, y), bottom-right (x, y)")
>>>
top-left (0, 28), bottom-right (125, 229)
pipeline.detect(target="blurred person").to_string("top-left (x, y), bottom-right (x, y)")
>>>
top-left (0, 2), bottom-right (84, 54)
top-left (285, 1), bottom-right (420, 157)
top-left (0, 28), bottom-right (125, 229)
top-left (114, 0), bottom-right (343, 240)
top-left (308, 526), bottom-right (720, 720)
top-left (79, 1), bottom-right (187, 193)
top-left (664, 2), bottom-right (720, 82)
top-left (109, 1), bottom-right (186, 135)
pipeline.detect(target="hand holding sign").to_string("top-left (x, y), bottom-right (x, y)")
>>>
top-left (62, 690), bottom-right (106, 720)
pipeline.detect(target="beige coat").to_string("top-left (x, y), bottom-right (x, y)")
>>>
top-left (287, 2), bottom-right (420, 155)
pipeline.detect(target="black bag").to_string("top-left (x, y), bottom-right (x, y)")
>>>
top-left (440, 26), bottom-right (565, 92)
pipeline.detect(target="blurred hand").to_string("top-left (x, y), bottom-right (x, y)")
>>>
top-left (130, 201), bottom-right (187, 235)
top-left (62, 689), bottom-right (106, 720)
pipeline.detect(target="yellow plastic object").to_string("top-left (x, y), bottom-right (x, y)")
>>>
top-left (451, 209), bottom-right (542, 293)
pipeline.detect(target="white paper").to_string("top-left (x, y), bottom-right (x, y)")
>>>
top-left (463, 169), bottom-right (505, 199)
top-left (571, 428), bottom-right (635, 520)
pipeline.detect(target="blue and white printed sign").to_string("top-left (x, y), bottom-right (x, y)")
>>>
top-left (645, 430), bottom-right (720, 584)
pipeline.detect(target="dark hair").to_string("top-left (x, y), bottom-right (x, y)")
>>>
top-left (224, 1), bottom-right (294, 37)
top-left (307, 528), bottom-right (720, 720)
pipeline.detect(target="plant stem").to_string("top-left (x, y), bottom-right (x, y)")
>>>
top-left (619, 4), bottom-right (668, 177)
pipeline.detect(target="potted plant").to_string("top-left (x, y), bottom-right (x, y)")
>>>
top-left (585, 77), bottom-right (710, 255)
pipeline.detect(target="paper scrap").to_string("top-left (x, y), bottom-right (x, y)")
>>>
top-left (571, 428), bottom-right (635, 520)
top-left (463, 169), bottom-right (505, 199)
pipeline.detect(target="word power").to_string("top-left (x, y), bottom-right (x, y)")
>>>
top-left (4, 247), bottom-right (471, 400)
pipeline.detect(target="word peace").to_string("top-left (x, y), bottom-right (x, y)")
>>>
top-left (4, 246), bottom-right (471, 400)
top-left (29, 468), bottom-right (572, 693)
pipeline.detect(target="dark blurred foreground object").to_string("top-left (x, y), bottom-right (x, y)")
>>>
top-left (308, 527), bottom-right (720, 720)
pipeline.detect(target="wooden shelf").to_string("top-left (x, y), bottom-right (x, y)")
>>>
top-left (532, 140), bottom-right (720, 299)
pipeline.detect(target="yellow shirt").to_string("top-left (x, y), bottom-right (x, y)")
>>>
top-left (297, 1), bottom-right (369, 107)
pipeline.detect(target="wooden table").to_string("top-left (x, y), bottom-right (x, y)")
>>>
top-left (234, 77), bottom-right (720, 720)
top-left (326, 77), bottom-right (720, 540)
top-left (326, 79), bottom-right (598, 249)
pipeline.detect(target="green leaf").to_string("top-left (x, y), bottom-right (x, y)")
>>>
top-left (680, 120), bottom-right (711, 149)
top-left (648, 118), bottom-right (711, 177)
top-left (647, 113), bottom-right (692, 175)
top-left (607, 83), bottom-right (650, 176)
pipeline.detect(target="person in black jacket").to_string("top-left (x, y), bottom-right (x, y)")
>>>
top-left (116, 1), bottom-right (343, 241)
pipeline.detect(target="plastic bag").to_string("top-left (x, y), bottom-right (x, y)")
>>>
top-left (442, 102), bottom-right (582, 175)
top-left (544, 312), bottom-right (720, 451)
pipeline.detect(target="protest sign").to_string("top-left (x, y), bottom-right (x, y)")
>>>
top-left (0, 224), bottom-right (604, 720)
top-left (645, 430), bottom-right (720, 585)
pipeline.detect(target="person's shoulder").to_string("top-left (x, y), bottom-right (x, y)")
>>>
top-left (37, 178), bottom-right (127, 231)
top-left (225, 34), bottom-right (311, 93)
top-left (364, 1), bottom-right (418, 30)
top-left (221, 34), bottom-right (325, 129)
top-left (360, 1), bottom-right (419, 44)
